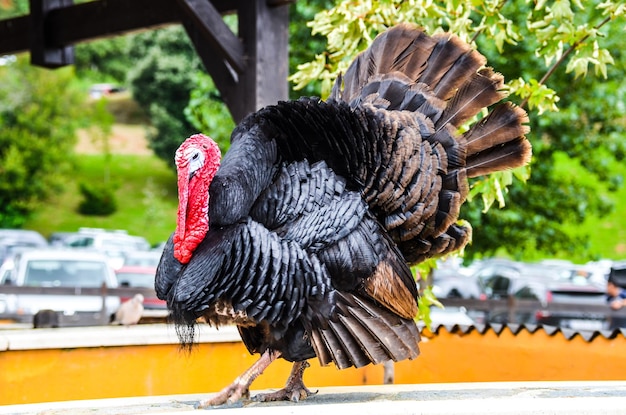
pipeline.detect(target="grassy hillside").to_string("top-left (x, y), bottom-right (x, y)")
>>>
top-left (23, 93), bottom-right (177, 246)
top-left (24, 153), bottom-right (178, 246)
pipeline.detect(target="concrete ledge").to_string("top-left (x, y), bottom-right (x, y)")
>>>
top-left (1, 382), bottom-right (625, 414)
top-left (0, 323), bottom-right (240, 350)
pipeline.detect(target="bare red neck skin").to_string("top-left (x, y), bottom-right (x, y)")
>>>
top-left (173, 134), bottom-right (221, 264)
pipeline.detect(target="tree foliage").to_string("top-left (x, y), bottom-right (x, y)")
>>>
top-left (291, 0), bottom-right (626, 261)
top-left (0, 57), bottom-right (104, 227)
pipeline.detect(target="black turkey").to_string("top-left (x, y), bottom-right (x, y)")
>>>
top-left (156, 23), bottom-right (531, 407)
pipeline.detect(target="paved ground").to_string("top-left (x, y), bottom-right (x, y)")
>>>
top-left (2, 381), bottom-right (625, 415)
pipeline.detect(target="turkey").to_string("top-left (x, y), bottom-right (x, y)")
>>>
top-left (155, 23), bottom-right (531, 407)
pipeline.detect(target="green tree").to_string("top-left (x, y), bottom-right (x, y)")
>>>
top-left (288, 1), bottom-right (336, 99)
top-left (0, 0), bottom-right (27, 19)
top-left (126, 26), bottom-right (202, 167)
top-left (74, 36), bottom-right (130, 83)
top-left (0, 57), bottom-right (103, 227)
top-left (291, 0), bottom-right (626, 262)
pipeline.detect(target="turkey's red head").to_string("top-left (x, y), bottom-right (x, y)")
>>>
top-left (173, 134), bottom-right (221, 264)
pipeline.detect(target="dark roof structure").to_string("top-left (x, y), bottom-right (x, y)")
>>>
top-left (0, 0), bottom-right (294, 122)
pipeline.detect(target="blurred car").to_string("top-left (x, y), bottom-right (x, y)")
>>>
top-left (114, 265), bottom-right (165, 309)
top-left (88, 83), bottom-right (125, 99)
top-left (0, 249), bottom-right (120, 325)
top-left (430, 270), bottom-right (482, 299)
top-left (61, 228), bottom-right (150, 269)
top-left (428, 306), bottom-right (475, 327)
top-left (0, 229), bottom-right (48, 264)
top-left (122, 251), bottom-right (163, 268)
top-left (428, 257), bottom-right (481, 299)
top-left (475, 260), bottom-right (607, 329)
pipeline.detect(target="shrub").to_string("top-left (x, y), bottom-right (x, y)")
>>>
top-left (77, 182), bottom-right (117, 216)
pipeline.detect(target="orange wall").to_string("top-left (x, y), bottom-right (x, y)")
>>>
top-left (2, 327), bottom-right (625, 405)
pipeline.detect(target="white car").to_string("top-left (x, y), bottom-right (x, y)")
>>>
top-left (0, 249), bottom-right (120, 325)
top-left (61, 229), bottom-right (151, 269)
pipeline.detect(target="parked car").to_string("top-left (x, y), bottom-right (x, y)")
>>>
top-left (428, 306), bottom-right (475, 327)
top-left (430, 269), bottom-right (482, 299)
top-left (61, 228), bottom-right (151, 269)
top-left (475, 260), bottom-right (607, 329)
top-left (0, 249), bottom-right (120, 325)
top-left (62, 228), bottom-right (150, 251)
top-left (0, 229), bottom-right (48, 264)
top-left (122, 251), bottom-right (163, 268)
top-left (114, 265), bottom-right (166, 309)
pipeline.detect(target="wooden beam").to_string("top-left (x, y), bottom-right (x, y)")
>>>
top-left (175, 0), bottom-right (245, 73)
top-left (0, 0), bottom-right (238, 55)
top-left (29, 0), bottom-right (75, 68)
top-left (48, 0), bottom-right (182, 46)
top-left (0, 0), bottom-right (292, 125)
top-left (183, 19), bottom-right (238, 86)
top-left (186, 0), bottom-right (290, 122)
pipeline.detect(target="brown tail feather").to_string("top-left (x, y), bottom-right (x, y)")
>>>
top-left (466, 137), bottom-right (532, 178)
top-left (464, 103), bottom-right (530, 155)
top-left (420, 34), bottom-right (477, 96)
top-left (309, 292), bottom-right (420, 369)
top-left (340, 25), bottom-right (438, 101)
top-left (435, 68), bottom-right (505, 129)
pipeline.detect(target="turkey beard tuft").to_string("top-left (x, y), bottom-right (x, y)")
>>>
top-left (169, 299), bottom-right (201, 353)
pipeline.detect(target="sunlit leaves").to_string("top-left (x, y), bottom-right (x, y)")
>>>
top-left (565, 40), bottom-right (615, 78)
top-left (467, 167), bottom-right (530, 212)
top-left (509, 78), bottom-right (560, 114)
top-left (417, 285), bottom-right (443, 329)
top-left (598, 0), bottom-right (626, 18)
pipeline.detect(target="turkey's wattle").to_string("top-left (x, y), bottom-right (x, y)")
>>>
top-left (173, 134), bottom-right (221, 264)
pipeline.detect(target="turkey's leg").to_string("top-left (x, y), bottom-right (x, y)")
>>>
top-left (196, 349), bottom-right (281, 408)
top-left (254, 360), bottom-right (317, 402)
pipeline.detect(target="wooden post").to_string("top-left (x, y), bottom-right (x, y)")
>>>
top-left (235, 0), bottom-right (290, 120)
top-left (183, 0), bottom-right (290, 122)
top-left (507, 295), bottom-right (516, 324)
top-left (100, 282), bottom-right (109, 325)
top-left (29, 0), bottom-right (74, 68)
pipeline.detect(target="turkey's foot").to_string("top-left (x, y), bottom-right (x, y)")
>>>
top-left (254, 360), bottom-right (317, 402)
top-left (196, 349), bottom-right (281, 408)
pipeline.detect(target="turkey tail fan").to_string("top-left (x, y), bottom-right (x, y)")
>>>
top-left (335, 24), bottom-right (492, 109)
top-left (244, 23), bottom-right (531, 266)
top-left (338, 25), bottom-right (438, 103)
top-left (419, 34), bottom-right (485, 101)
top-left (307, 292), bottom-right (420, 369)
